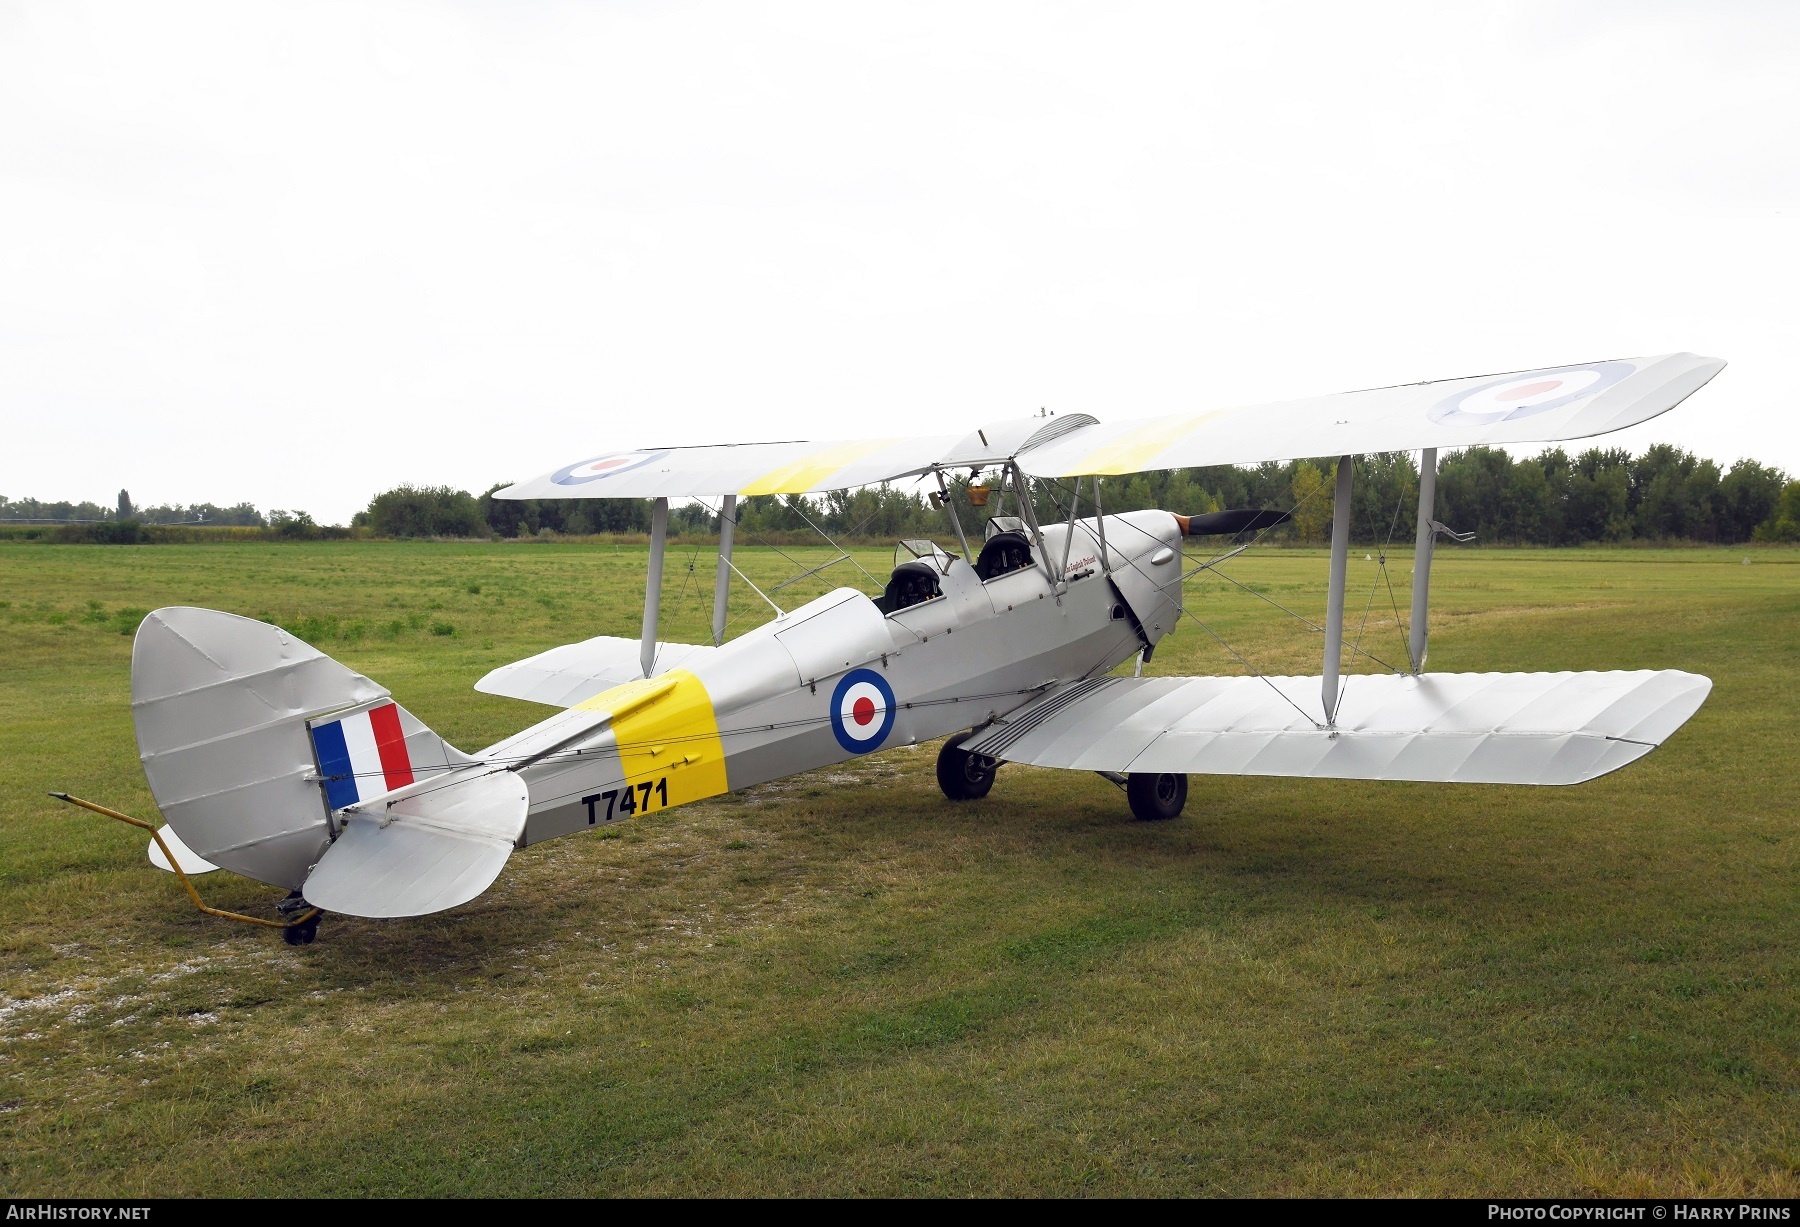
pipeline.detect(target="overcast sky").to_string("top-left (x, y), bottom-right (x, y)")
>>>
top-left (2, 1), bottom-right (1795, 523)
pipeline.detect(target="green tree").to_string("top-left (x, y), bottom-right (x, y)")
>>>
top-left (1290, 462), bottom-right (1329, 544)
top-left (1754, 480), bottom-right (1800, 541)
top-left (1350, 452), bottom-right (1420, 546)
top-left (1566, 448), bottom-right (1631, 542)
top-left (1720, 460), bottom-right (1787, 542)
top-left (1632, 444), bottom-right (1710, 540)
top-left (1506, 457), bottom-right (1555, 545)
top-left (1437, 448), bottom-right (1512, 541)
top-left (270, 509), bottom-right (318, 539)
top-left (364, 485), bottom-right (489, 538)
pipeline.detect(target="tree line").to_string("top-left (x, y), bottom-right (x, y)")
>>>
top-left (12, 444), bottom-right (1798, 546)
top-left (0, 489), bottom-right (352, 542)
top-left (353, 445), bottom-right (1800, 545)
top-left (0, 490), bottom-right (268, 527)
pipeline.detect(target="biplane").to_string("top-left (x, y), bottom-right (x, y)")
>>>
top-left (95, 353), bottom-right (1724, 942)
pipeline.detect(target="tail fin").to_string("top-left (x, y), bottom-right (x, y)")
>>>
top-left (132, 608), bottom-right (475, 895)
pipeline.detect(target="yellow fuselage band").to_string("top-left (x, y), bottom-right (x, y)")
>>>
top-left (576, 670), bottom-right (730, 808)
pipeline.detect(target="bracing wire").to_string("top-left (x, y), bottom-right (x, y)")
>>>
top-left (1345, 457), bottom-right (1410, 679)
top-left (1376, 467), bottom-right (1416, 671)
top-left (1158, 463), bottom-right (1406, 674)
top-left (1176, 607), bottom-right (1327, 729)
top-left (652, 532), bottom-right (710, 675)
top-left (1180, 468), bottom-right (1332, 577)
top-left (1086, 507), bottom-right (1331, 724)
top-left (694, 487), bottom-right (921, 643)
top-left (789, 502), bottom-right (880, 586)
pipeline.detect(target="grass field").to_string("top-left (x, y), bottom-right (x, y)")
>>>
top-left (1, 538), bottom-right (1796, 1196)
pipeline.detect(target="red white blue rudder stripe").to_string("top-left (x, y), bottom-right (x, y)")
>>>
top-left (310, 702), bottom-right (415, 809)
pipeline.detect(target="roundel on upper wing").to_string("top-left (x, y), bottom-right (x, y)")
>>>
top-left (1427, 361), bottom-right (1636, 427)
top-left (552, 450), bottom-right (670, 486)
top-left (830, 668), bottom-right (897, 754)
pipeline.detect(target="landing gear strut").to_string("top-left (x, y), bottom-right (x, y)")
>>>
top-left (1126, 772), bottom-right (1187, 821)
top-left (937, 732), bottom-right (998, 801)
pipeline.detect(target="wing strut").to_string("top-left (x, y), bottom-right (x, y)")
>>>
top-left (936, 471), bottom-right (972, 563)
top-left (1408, 448), bottom-right (1437, 674)
top-left (641, 496), bottom-right (669, 678)
top-left (712, 494), bottom-right (736, 646)
top-left (1057, 476), bottom-right (1085, 582)
top-left (1093, 478), bottom-right (1110, 576)
top-left (1009, 462), bottom-right (1060, 597)
top-left (1321, 454), bottom-right (1353, 724)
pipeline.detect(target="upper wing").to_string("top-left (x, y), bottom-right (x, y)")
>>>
top-left (493, 414), bottom-right (1102, 500)
top-left (962, 669), bottom-right (1711, 786)
top-left (495, 436), bottom-right (960, 501)
top-left (1016, 353), bottom-right (1724, 477)
top-left (495, 354), bottom-right (1722, 497)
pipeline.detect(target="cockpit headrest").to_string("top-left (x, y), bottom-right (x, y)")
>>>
top-left (974, 530), bottom-right (1033, 582)
top-left (879, 560), bottom-right (943, 614)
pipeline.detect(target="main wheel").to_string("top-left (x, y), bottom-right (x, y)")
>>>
top-left (937, 732), bottom-right (998, 801)
top-left (1126, 772), bottom-right (1187, 821)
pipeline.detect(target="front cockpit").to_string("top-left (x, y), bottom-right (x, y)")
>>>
top-left (972, 517), bottom-right (1034, 581)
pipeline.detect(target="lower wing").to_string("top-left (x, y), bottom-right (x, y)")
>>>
top-left (962, 670), bottom-right (1710, 786)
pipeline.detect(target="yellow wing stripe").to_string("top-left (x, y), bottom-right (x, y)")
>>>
top-left (738, 439), bottom-right (904, 496)
top-left (1065, 411), bottom-right (1228, 475)
top-left (577, 670), bottom-right (730, 809)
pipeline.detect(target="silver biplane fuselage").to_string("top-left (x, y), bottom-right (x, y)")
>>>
top-left (491, 509), bottom-right (1175, 847)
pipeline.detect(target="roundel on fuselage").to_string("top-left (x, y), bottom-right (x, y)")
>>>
top-left (829, 668), bottom-right (896, 754)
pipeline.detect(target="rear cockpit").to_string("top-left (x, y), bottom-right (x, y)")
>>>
top-left (875, 540), bottom-right (953, 614)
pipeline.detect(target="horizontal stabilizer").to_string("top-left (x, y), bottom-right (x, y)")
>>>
top-left (301, 767), bottom-right (528, 918)
top-left (476, 635), bottom-right (716, 708)
top-left (963, 670), bottom-right (1711, 786)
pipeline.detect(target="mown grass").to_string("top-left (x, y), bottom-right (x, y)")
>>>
top-left (1, 539), bottom-right (1796, 1196)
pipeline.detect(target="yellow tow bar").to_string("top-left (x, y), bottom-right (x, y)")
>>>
top-left (50, 792), bottom-right (322, 937)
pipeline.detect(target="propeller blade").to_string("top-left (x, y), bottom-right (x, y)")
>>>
top-left (1175, 508), bottom-right (1292, 536)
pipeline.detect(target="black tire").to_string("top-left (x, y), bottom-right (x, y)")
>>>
top-left (1126, 771), bottom-right (1187, 821)
top-left (937, 732), bottom-right (998, 801)
top-left (283, 915), bottom-right (321, 946)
